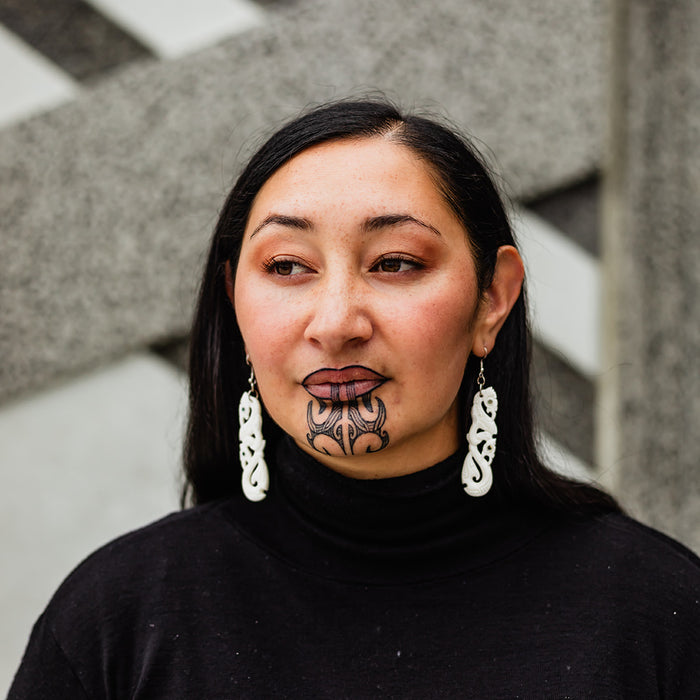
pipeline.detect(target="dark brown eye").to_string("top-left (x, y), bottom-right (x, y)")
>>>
top-left (265, 258), bottom-right (309, 276)
top-left (379, 258), bottom-right (403, 273)
top-left (374, 256), bottom-right (420, 273)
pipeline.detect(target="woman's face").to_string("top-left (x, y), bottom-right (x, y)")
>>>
top-left (233, 137), bottom-right (495, 478)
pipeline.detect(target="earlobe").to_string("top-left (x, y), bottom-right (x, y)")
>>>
top-left (472, 245), bottom-right (524, 354)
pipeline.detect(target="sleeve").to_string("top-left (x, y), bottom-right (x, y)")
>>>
top-left (7, 613), bottom-right (91, 700)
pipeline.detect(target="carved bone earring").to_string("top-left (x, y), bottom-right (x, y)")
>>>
top-left (462, 347), bottom-right (498, 497)
top-left (238, 356), bottom-right (269, 501)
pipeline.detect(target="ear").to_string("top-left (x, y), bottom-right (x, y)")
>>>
top-left (472, 245), bottom-right (524, 355)
top-left (224, 260), bottom-right (235, 305)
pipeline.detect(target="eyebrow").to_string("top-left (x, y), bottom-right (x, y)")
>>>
top-left (362, 214), bottom-right (442, 237)
top-left (250, 214), bottom-right (313, 238)
top-left (249, 212), bottom-right (442, 238)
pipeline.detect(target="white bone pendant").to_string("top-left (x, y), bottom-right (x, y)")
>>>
top-left (238, 391), bottom-right (269, 501)
top-left (462, 387), bottom-right (498, 497)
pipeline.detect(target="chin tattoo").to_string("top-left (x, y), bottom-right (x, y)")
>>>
top-left (306, 392), bottom-right (390, 456)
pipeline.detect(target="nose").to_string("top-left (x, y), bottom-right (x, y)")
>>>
top-left (303, 272), bottom-right (373, 354)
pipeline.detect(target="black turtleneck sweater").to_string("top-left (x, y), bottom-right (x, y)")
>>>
top-left (9, 441), bottom-right (700, 698)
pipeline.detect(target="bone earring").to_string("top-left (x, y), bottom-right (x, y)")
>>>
top-left (238, 357), bottom-right (269, 501)
top-left (462, 347), bottom-right (497, 497)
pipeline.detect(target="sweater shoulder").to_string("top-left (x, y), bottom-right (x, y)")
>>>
top-left (590, 512), bottom-right (700, 573)
top-left (44, 499), bottom-right (239, 616)
top-left (540, 510), bottom-right (700, 613)
top-left (76, 499), bottom-right (230, 560)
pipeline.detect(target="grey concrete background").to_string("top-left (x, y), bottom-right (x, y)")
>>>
top-left (598, 0), bottom-right (700, 550)
top-left (1, 0), bottom-right (608, 402)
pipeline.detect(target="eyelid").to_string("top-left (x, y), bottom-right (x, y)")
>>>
top-left (369, 253), bottom-right (425, 272)
top-left (262, 255), bottom-right (314, 277)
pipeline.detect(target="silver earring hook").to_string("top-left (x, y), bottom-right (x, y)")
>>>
top-left (245, 355), bottom-right (258, 397)
top-left (477, 346), bottom-right (488, 395)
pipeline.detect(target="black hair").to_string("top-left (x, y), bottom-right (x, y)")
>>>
top-left (183, 99), bottom-right (619, 516)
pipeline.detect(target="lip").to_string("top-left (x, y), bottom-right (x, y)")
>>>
top-left (302, 365), bottom-right (387, 402)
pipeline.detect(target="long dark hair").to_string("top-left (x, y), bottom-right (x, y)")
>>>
top-left (183, 99), bottom-right (619, 516)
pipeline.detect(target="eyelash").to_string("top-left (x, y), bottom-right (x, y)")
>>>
top-left (370, 254), bottom-right (424, 273)
top-left (261, 254), bottom-right (425, 277)
top-left (261, 257), bottom-right (310, 277)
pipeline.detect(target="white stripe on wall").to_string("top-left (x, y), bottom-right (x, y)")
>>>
top-left (515, 208), bottom-right (601, 378)
top-left (84, 0), bottom-right (266, 59)
top-left (0, 24), bottom-right (76, 129)
top-left (539, 432), bottom-right (595, 482)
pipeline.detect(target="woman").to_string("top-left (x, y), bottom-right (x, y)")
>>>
top-left (10, 100), bottom-right (700, 698)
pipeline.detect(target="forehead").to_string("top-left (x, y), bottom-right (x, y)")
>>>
top-left (249, 137), bottom-right (447, 218)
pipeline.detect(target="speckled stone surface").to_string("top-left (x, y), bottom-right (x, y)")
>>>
top-left (0, 0), bottom-right (152, 82)
top-left (599, 0), bottom-right (700, 552)
top-left (0, 0), bottom-right (607, 403)
top-left (532, 342), bottom-right (595, 466)
top-left (528, 178), bottom-right (601, 257)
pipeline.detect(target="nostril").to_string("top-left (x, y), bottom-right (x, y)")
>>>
top-left (304, 299), bottom-right (373, 349)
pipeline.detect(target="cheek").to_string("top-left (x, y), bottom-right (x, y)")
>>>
top-left (234, 271), bottom-right (292, 375)
top-left (234, 284), bottom-right (306, 436)
top-left (236, 297), bottom-right (295, 372)
top-left (391, 287), bottom-right (477, 370)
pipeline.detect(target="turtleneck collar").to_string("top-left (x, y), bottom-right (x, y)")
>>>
top-left (223, 436), bottom-right (549, 584)
top-left (277, 437), bottom-right (498, 544)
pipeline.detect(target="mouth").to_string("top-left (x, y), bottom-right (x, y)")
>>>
top-left (302, 365), bottom-right (387, 402)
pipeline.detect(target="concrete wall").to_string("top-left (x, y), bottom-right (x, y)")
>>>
top-left (598, 0), bottom-right (700, 549)
top-left (1, 0), bottom-right (608, 402)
